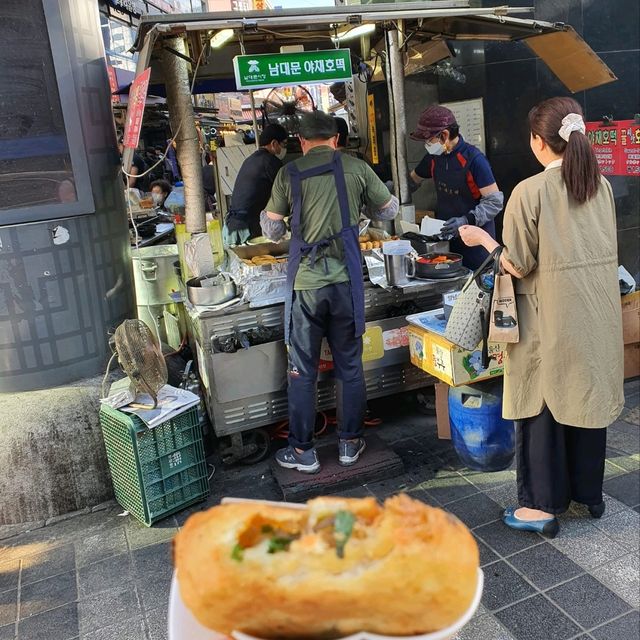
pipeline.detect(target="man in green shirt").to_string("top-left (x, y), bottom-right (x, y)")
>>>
top-left (261, 111), bottom-right (398, 474)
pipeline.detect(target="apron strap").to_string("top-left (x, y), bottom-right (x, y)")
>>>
top-left (331, 152), bottom-right (353, 229)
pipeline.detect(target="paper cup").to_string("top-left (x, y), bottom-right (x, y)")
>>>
top-left (168, 569), bottom-right (484, 640)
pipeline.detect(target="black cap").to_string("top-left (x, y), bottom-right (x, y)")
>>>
top-left (299, 111), bottom-right (338, 140)
top-left (259, 124), bottom-right (288, 146)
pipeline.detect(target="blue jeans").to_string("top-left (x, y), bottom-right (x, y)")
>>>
top-left (287, 283), bottom-right (366, 451)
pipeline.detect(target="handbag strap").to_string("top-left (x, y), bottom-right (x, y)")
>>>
top-left (462, 246), bottom-right (502, 293)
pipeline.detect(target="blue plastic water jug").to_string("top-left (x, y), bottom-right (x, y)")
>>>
top-left (448, 379), bottom-right (515, 471)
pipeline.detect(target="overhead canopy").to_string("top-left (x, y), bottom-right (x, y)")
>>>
top-left (133, 1), bottom-right (616, 94)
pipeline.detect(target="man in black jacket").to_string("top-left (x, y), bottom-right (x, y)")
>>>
top-left (224, 123), bottom-right (288, 243)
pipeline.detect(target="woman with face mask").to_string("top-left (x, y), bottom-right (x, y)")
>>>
top-left (149, 179), bottom-right (173, 214)
top-left (409, 105), bottom-right (503, 269)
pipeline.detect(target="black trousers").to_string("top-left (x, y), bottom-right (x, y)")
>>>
top-left (287, 283), bottom-right (366, 451)
top-left (516, 406), bottom-right (607, 515)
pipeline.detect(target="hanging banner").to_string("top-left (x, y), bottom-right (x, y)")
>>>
top-left (106, 65), bottom-right (120, 104)
top-left (233, 49), bottom-right (352, 90)
top-left (123, 68), bottom-right (151, 149)
top-left (585, 119), bottom-right (640, 177)
top-left (367, 93), bottom-right (379, 165)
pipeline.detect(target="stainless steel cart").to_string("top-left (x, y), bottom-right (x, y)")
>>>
top-left (187, 279), bottom-right (466, 463)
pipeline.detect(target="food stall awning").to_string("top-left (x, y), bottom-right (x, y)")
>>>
top-left (132, 1), bottom-right (616, 94)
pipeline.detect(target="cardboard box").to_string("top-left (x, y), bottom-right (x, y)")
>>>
top-left (622, 291), bottom-right (640, 345)
top-left (435, 382), bottom-right (451, 440)
top-left (622, 292), bottom-right (640, 379)
top-left (624, 343), bottom-right (640, 380)
top-left (407, 309), bottom-right (504, 386)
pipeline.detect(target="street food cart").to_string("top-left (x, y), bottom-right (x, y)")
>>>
top-left (125, 1), bottom-right (615, 463)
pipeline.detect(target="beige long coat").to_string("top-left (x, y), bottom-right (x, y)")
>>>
top-left (502, 165), bottom-right (624, 428)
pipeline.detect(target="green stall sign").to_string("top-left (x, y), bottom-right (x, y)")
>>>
top-left (233, 49), bottom-right (352, 90)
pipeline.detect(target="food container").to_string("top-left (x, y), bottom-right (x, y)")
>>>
top-left (412, 253), bottom-right (463, 279)
top-left (186, 273), bottom-right (236, 306)
top-left (168, 568), bottom-right (484, 640)
top-left (132, 245), bottom-right (181, 306)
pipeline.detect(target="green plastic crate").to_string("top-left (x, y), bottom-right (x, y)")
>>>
top-left (99, 404), bottom-right (209, 526)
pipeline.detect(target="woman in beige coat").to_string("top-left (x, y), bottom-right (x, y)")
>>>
top-left (460, 97), bottom-right (624, 538)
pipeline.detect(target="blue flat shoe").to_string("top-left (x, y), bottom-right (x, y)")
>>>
top-left (503, 507), bottom-right (559, 539)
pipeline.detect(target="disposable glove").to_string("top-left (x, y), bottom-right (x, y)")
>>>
top-left (222, 224), bottom-right (250, 246)
top-left (441, 216), bottom-right (467, 237)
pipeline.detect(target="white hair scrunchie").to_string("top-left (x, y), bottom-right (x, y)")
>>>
top-left (558, 113), bottom-right (586, 142)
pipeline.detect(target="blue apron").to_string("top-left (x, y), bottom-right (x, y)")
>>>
top-left (430, 143), bottom-right (496, 270)
top-left (284, 151), bottom-right (365, 345)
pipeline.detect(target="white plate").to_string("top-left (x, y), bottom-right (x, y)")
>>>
top-left (168, 568), bottom-right (484, 640)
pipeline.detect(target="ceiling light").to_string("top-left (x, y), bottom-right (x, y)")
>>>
top-left (332, 23), bottom-right (376, 43)
top-left (210, 29), bottom-right (234, 49)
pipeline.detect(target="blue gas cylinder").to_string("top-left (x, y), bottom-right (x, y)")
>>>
top-left (448, 379), bottom-right (515, 471)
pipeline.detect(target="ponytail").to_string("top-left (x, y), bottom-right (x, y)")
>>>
top-left (528, 97), bottom-right (601, 204)
top-left (562, 130), bottom-right (601, 204)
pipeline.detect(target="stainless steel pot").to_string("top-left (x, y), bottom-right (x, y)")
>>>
top-left (186, 273), bottom-right (236, 306)
top-left (132, 245), bottom-right (180, 305)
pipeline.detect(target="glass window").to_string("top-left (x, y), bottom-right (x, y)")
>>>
top-left (0, 0), bottom-right (75, 211)
top-left (101, 14), bottom-right (138, 73)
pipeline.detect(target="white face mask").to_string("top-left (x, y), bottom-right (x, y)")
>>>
top-left (276, 146), bottom-right (287, 161)
top-left (424, 140), bottom-right (445, 156)
top-left (152, 192), bottom-right (164, 205)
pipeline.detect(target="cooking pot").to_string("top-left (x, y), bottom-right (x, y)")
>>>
top-left (132, 245), bottom-right (180, 305)
top-left (186, 273), bottom-right (237, 306)
top-left (401, 232), bottom-right (449, 256)
top-left (411, 253), bottom-right (464, 279)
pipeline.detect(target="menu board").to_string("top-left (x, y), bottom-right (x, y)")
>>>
top-left (441, 98), bottom-right (486, 154)
top-left (585, 120), bottom-right (640, 177)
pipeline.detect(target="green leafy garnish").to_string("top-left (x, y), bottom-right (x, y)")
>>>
top-left (334, 510), bottom-right (356, 558)
top-left (267, 536), bottom-right (294, 554)
top-left (231, 543), bottom-right (244, 562)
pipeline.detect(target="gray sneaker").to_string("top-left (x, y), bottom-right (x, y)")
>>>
top-left (275, 446), bottom-right (320, 474)
top-left (338, 438), bottom-right (366, 466)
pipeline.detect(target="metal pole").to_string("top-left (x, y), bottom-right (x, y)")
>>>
top-left (249, 90), bottom-right (260, 150)
top-left (384, 30), bottom-right (399, 199)
top-left (387, 26), bottom-right (412, 214)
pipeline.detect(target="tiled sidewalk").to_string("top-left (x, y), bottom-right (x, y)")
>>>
top-left (0, 380), bottom-right (638, 640)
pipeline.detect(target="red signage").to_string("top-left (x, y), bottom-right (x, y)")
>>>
top-left (123, 68), bottom-right (151, 149)
top-left (106, 65), bottom-right (120, 103)
top-left (585, 119), bottom-right (640, 177)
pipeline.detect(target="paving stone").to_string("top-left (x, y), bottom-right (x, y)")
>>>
top-left (593, 509), bottom-right (640, 552)
top-left (591, 553), bottom-right (640, 608)
top-left (550, 518), bottom-right (627, 570)
top-left (20, 543), bottom-right (75, 586)
top-left (131, 541), bottom-right (173, 582)
top-left (145, 606), bottom-right (168, 640)
top-left (565, 493), bottom-right (627, 520)
top-left (445, 493), bottom-right (502, 530)
top-left (473, 535), bottom-right (500, 567)
top-left (547, 574), bottom-right (632, 629)
top-left (124, 518), bottom-right (179, 551)
top-left (391, 439), bottom-right (442, 475)
top-left (603, 471), bottom-right (640, 508)
top-left (607, 424), bottom-right (640, 456)
top-left (474, 520), bottom-right (544, 558)
top-left (364, 474), bottom-right (416, 500)
top-left (82, 615), bottom-right (147, 640)
top-left (461, 470), bottom-right (517, 491)
top-left (607, 449), bottom-right (640, 473)
top-left (507, 543), bottom-right (583, 590)
top-left (495, 595), bottom-right (581, 640)
top-left (454, 613), bottom-right (516, 640)
top-left (331, 485), bottom-right (375, 499)
top-left (78, 553), bottom-right (133, 598)
top-left (603, 459), bottom-right (627, 480)
top-left (78, 587), bottom-right (141, 635)
top-left (0, 562), bottom-right (19, 594)
top-left (17, 603), bottom-right (79, 640)
top-left (0, 591), bottom-right (16, 627)
top-left (484, 482), bottom-right (520, 509)
top-left (137, 579), bottom-right (172, 613)
top-left (20, 571), bottom-right (77, 620)
top-left (482, 561), bottom-right (536, 612)
top-left (0, 623), bottom-right (14, 640)
top-left (591, 610), bottom-right (640, 640)
top-left (418, 472), bottom-right (478, 505)
top-left (75, 527), bottom-right (128, 567)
